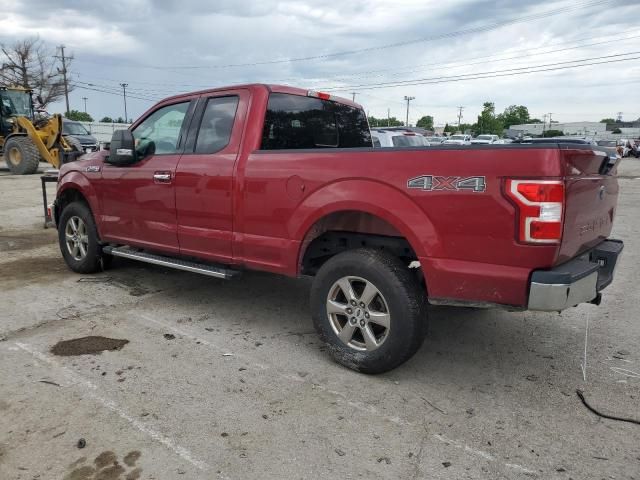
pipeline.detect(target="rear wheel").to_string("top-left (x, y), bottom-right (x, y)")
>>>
top-left (311, 248), bottom-right (427, 374)
top-left (58, 201), bottom-right (108, 274)
top-left (3, 136), bottom-right (41, 175)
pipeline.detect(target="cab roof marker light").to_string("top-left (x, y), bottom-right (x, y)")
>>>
top-left (307, 90), bottom-right (332, 101)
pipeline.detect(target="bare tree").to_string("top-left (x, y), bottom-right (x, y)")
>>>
top-left (0, 37), bottom-right (71, 108)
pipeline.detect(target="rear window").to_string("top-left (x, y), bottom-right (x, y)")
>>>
top-left (261, 93), bottom-right (372, 150)
top-left (392, 135), bottom-right (423, 147)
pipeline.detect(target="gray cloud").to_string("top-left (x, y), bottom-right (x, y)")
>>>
top-left (1, 0), bottom-right (638, 123)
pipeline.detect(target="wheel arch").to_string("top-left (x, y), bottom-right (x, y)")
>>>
top-left (292, 179), bottom-right (438, 277)
top-left (55, 174), bottom-right (102, 237)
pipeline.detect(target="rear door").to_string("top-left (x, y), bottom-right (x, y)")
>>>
top-left (558, 146), bottom-right (619, 263)
top-left (174, 89), bottom-right (249, 263)
top-left (99, 100), bottom-right (195, 253)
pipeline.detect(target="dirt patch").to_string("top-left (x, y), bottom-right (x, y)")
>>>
top-left (94, 451), bottom-right (117, 469)
top-left (0, 229), bottom-right (57, 252)
top-left (0, 255), bottom-right (68, 287)
top-left (51, 336), bottom-right (129, 356)
top-left (65, 452), bottom-right (141, 480)
top-left (122, 451), bottom-right (141, 467)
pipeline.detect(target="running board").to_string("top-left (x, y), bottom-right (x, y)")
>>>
top-left (103, 246), bottom-right (239, 279)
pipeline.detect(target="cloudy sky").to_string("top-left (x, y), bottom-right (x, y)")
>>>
top-left (1, 0), bottom-right (639, 126)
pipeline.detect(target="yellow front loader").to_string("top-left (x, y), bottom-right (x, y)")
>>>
top-left (0, 87), bottom-right (82, 175)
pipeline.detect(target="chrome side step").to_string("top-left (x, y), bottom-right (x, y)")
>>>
top-left (103, 246), bottom-right (239, 279)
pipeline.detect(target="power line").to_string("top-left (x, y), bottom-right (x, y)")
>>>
top-left (323, 51), bottom-right (640, 91)
top-left (75, 0), bottom-right (615, 71)
top-left (69, 83), bottom-right (159, 103)
top-left (72, 29), bottom-right (639, 96)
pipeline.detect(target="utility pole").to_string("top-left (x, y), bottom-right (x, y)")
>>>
top-left (387, 108), bottom-right (390, 127)
top-left (120, 83), bottom-right (129, 122)
top-left (543, 113), bottom-right (548, 135)
top-left (351, 92), bottom-right (357, 102)
top-left (82, 97), bottom-right (88, 113)
top-left (457, 106), bottom-right (464, 128)
top-left (404, 96), bottom-right (415, 127)
top-left (55, 45), bottom-right (72, 115)
top-left (548, 113), bottom-right (553, 133)
top-left (616, 111), bottom-right (623, 122)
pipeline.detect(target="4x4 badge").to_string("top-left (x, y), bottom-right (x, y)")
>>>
top-left (407, 175), bottom-right (486, 192)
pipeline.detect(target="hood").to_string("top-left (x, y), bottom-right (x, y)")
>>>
top-left (59, 150), bottom-right (108, 175)
top-left (65, 133), bottom-right (98, 145)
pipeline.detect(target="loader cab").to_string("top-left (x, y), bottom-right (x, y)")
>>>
top-left (0, 87), bottom-right (34, 136)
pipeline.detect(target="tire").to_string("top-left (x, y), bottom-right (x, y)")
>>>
top-left (58, 201), bottom-right (107, 274)
top-left (310, 248), bottom-right (427, 374)
top-left (3, 136), bottom-right (41, 175)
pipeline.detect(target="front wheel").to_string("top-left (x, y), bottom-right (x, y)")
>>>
top-left (58, 201), bottom-right (108, 273)
top-left (310, 248), bottom-right (427, 374)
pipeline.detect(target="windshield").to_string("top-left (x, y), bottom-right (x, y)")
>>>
top-left (0, 90), bottom-right (32, 117)
top-left (63, 122), bottom-right (90, 135)
top-left (477, 135), bottom-right (494, 140)
top-left (450, 135), bottom-right (466, 140)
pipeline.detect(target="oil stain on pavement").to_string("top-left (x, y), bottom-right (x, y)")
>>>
top-left (50, 336), bottom-right (129, 356)
top-left (64, 450), bottom-right (142, 480)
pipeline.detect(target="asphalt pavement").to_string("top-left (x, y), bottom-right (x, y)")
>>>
top-left (1, 160), bottom-right (639, 480)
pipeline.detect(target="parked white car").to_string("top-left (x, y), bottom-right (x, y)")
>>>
top-left (443, 134), bottom-right (472, 145)
top-left (371, 129), bottom-right (430, 147)
top-left (471, 134), bottom-right (499, 144)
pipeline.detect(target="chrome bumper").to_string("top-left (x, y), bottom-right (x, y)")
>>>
top-left (528, 239), bottom-right (623, 311)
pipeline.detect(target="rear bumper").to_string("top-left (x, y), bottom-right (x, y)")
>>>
top-left (528, 239), bottom-right (623, 311)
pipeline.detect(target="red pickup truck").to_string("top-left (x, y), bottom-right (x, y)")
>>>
top-left (54, 84), bottom-right (623, 373)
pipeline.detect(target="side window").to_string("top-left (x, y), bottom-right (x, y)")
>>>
top-left (261, 93), bottom-right (372, 150)
top-left (132, 101), bottom-right (190, 155)
top-left (194, 96), bottom-right (239, 154)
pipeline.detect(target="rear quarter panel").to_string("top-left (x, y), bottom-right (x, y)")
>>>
top-left (238, 145), bottom-right (565, 306)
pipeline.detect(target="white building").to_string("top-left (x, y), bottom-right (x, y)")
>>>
top-left (509, 121), bottom-right (606, 137)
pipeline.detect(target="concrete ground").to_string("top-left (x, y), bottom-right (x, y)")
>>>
top-left (1, 160), bottom-right (639, 480)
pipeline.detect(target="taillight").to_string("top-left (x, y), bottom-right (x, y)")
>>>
top-left (505, 179), bottom-right (565, 244)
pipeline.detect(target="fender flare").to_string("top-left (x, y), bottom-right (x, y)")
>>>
top-left (290, 179), bottom-right (440, 267)
top-left (57, 171), bottom-right (103, 236)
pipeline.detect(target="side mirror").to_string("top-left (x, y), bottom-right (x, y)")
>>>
top-left (105, 129), bottom-right (137, 166)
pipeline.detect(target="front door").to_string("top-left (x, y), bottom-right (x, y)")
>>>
top-left (99, 100), bottom-right (193, 254)
top-left (175, 90), bottom-right (248, 263)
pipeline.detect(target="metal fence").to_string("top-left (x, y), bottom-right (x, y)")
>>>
top-left (78, 121), bottom-right (131, 144)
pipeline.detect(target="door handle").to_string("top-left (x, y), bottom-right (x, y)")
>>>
top-left (153, 172), bottom-right (172, 183)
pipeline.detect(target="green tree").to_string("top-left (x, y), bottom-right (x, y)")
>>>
top-left (476, 102), bottom-right (503, 135)
top-left (600, 118), bottom-right (616, 124)
top-left (115, 116), bottom-right (127, 124)
top-left (65, 110), bottom-right (93, 122)
top-left (529, 118), bottom-right (542, 123)
top-left (612, 128), bottom-right (622, 134)
top-left (100, 116), bottom-right (114, 123)
top-left (497, 105), bottom-right (530, 128)
top-left (368, 116), bottom-right (403, 127)
top-left (542, 129), bottom-right (564, 137)
top-left (416, 115), bottom-right (434, 130)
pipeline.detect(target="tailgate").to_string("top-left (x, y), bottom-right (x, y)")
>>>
top-left (557, 147), bottom-right (619, 263)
